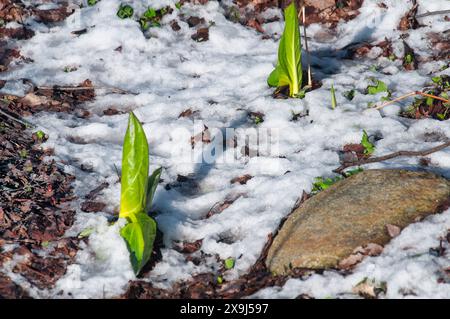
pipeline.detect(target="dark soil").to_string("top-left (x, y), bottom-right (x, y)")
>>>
top-left (221, 0), bottom-right (364, 33)
top-left (0, 110), bottom-right (80, 297)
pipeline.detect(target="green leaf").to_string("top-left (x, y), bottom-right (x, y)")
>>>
top-left (224, 258), bottom-right (235, 270)
top-left (312, 176), bottom-right (343, 193)
top-left (367, 79), bottom-right (388, 95)
top-left (432, 76), bottom-right (442, 84)
top-left (254, 116), bottom-right (263, 125)
top-left (117, 4), bottom-right (134, 19)
top-left (143, 8), bottom-right (156, 19)
top-left (343, 89), bottom-right (355, 101)
top-left (404, 53), bottom-right (413, 65)
top-left (331, 84), bottom-right (337, 109)
top-left (120, 112), bottom-right (149, 220)
top-left (175, 2), bottom-right (182, 9)
top-left (120, 212), bottom-right (157, 275)
top-left (87, 0), bottom-right (98, 6)
top-left (267, 66), bottom-right (280, 87)
top-left (145, 167), bottom-right (162, 213)
top-left (77, 227), bottom-right (95, 239)
top-left (361, 130), bottom-right (375, 155)
top-left (267, 2), bottom-right (302, 97)
top-left (140, 19), bottom-right (150, 31)
top-left (35, 130), bottom-right (45, 140)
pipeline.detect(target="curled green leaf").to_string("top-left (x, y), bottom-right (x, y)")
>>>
top-left (267, 2), bottom-right (302, 97)
top-left (361, 130), bottom-right (375, 155)
top-left (145, 167), bottom-right (162, 213)
top-left (120, 212), bottom-right (157, 275)
top-left (119, 112), bottom-right (149, 220)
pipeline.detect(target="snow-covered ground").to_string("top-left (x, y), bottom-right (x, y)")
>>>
top-left (1, 0), bottom-right (450, 298)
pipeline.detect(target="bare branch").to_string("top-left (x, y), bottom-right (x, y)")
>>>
top-left (333, 140), bottom-right (450, 174)
top-left (374, 91), bottom-right (450, 110)
top-left (416, 10), bottom-right (450, 18)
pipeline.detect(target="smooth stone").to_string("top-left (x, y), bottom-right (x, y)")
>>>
top-left (266, 169), bottom-right (450, 275)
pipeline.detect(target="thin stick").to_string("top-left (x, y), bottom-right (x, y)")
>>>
top-left (333, 140), bottom-right (450, 174)
top-left (0, 108), bottom-right (33, 127)
top-left (36, 86), bottom-right (134, 95)
top-left (374, 92), bottom-right (416, 110)
top-left (416, 10), bottom-right (450, 18)
top-left (301, 6), bottom-right (312, 87)
top-left (374, 91), bottom-right (450, 110)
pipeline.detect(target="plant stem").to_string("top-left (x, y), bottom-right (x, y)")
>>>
top-left (0, 108), bottom-right (33, 127)
top-left (334, 140), bottom-right (450, 174)
top-left (374, 91), bottom-right (450, 110)
top-left (416, 10), bottom-right (450, 18)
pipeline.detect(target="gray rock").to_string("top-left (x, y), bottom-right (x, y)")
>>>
top-left (266, 169), bottom-right (450, 275)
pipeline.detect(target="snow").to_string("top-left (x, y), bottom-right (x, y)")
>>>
top-left (1, 0), bottom-right (450, 298)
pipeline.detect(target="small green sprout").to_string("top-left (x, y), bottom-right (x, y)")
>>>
top-left (361, 130), bottom-right (375, 155)
top-left (267, 3), bottom-right (303, 97)
top-left (331, 84), bottom-right (337, 109)
top-left (404, 53), bottom-right (414, 65)
top-left (312, 168), bottom-right (363, 193)
top-left (175, 2), bottom-right (182, 10)
top-left (19, 149), bottom-right (28, 158)
top-left (78, 227), bottom-right (95, 239)
top-left (224, 258), bottom-right (235, 270)
top-left (144, 8), bottom-right (157, 19)
top-left (388, 54), bottom-right (396, 61)
top-left (41, 241), bottom-right (50, 248)
top-left (343, 89), bottom-right (356, 101)
top-left (254, 116), bottom-right (263, 125)
top-left (117, 4), bottom-right (134, 19)
top-left (63, 66), bottom-right (77, 73)
top-left (35, 130), bottom-right (45, 140)
top-left (139, 7), bottom-right (170, 30)
top-left (367, 79), bottom-right (388, 95)
top-left (312, 176), bottom-right (343, 192)
top-left (87, 0), bottom-right (98, 6)
top-left (217, 276), bottom-right (223, 284)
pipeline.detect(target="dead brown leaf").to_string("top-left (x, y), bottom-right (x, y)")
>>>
top-left (230, 174), bottom-right (253, 185)
top-left (386, 224), bottom-right (401, 238)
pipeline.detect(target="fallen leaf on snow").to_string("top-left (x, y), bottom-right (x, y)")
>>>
top-left (386, 224), bottom-right (401, 238)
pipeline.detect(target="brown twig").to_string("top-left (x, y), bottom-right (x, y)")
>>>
top-left (374, 91), bottom-right (450, 110)
top-left (36, 86), bottom-right (136, 95)
top-left (333, 140), bottom-right (450, 174)
top-left (416, 10), bottom-right (450, 18)
top-left (0, 107), bottom-right (33, 127)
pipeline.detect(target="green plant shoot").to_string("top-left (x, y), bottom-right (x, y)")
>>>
top-left (361, 130), bottom-right (375, 155)
top-left (367, 79), bottom-right (388, 95)
top-left (224, 258), bottom-right (235, 270)
top-left (117, 4), bottom-right (134, 19)
top-left (119, 112), bottom-right (160, 275)
top-left (331, 84), bottom-right (337, 109)
top-left (267, 2), bottom-right (303, 97)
